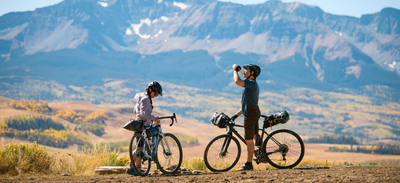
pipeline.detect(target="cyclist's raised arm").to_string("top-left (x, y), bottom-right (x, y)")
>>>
top-left (234, 70), bottom-right (245, 87)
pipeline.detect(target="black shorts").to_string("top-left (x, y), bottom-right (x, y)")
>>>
top-left (244, 110), bottom-right (260, 140)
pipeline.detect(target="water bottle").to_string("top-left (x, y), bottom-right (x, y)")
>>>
top-left (232, 64), bottom-right (245, 74)
top-left (255, 134), bottom-right (261, 147)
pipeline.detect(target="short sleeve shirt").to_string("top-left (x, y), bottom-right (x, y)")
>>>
top-left (241, 79), bottom-right (259, 117)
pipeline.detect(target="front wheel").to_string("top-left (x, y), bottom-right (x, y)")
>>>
top-left (129, 134), bottom-right (151, 176)
top-left (262, 129), bottom-right (305, 169)
top-left (204, 134), bottom-right (241, 172)
top-left (156, 133), bottom-right (183, 174)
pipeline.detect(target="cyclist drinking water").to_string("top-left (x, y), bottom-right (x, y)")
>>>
top-left (231, 64), bottom-right (261, 171)
top-left (126, 81), bottom-right (163, 176)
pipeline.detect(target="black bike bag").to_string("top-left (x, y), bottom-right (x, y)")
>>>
top-left (210, 112), bottom-right (230, 128)
top-left (269, 110), bottom-right (290, 126)
top-left (123, 119), bottom-right (145, 132)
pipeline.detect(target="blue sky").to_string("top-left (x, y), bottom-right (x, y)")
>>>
top-left (1, 0), bottom-right (399, 17)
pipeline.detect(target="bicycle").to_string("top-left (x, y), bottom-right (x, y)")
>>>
top-left (127, 113), bottom-right (183, 176)
top-left (204, 111), bottom-right (305, 172)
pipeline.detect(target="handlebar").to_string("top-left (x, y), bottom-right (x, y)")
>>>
top-left (260, 114), bottom-right (272, 119)
top-left (158, 113), bottom-right (178, 127)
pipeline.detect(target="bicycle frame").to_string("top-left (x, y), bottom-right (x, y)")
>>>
top-left (221, 118), bottom-right (283, 155)
top-left (133, 126), bottom-right (173, 168)
top-left (205, 114), bottom-right (305, 171)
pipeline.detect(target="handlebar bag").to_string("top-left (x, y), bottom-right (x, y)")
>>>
top-left (123, 119), bottom-right (145, 132)
top-left (210, 112), bottom-right (230, 128)
top-left (271, 110), bottom-right (290, 124)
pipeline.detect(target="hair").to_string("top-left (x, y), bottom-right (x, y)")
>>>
top-left (145, 87), bottom-right (154, 109)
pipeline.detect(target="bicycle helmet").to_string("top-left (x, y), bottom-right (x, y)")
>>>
top-left (243, 64), bottom-right (261, 78)
top-left (148, 81), bottom-right (163, 96)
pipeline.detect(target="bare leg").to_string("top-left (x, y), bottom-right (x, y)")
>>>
top-left (132, 147), bottom-right (142, 168)
top-left (245, 139), bottom-right (254, 162)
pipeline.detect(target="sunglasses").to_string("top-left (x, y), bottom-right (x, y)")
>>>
top-left (153, 92), bottom-right (159, 97)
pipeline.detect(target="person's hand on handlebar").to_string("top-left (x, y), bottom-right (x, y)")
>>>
top-left (231, 114), bottom-right (238, 121)
top-left (155, 118), bottom-right (161, 126)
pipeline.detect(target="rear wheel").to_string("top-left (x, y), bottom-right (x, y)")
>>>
top-left (204, 134), bottom-right (241, 172)
top-left (262, 129), bottom-right (305, 169)
top-left (129, 134), bottom-right (151, 176)
top-left (156, 133), bottom-right (183, 174)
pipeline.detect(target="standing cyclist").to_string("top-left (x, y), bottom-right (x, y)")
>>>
top-left (231, 64), bottom-right (261, 171)
top-left (126, 81), bottom-right (163, 176)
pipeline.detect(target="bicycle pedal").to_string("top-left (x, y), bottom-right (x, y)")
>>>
top-left (253, 158), bottom-right (260, 164)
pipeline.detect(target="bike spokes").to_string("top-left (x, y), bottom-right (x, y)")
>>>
top-left (204, 135), bottom-right (241, 172)
top-left (263, 129), bottom-right (305, 169)
top-left (156, 133), bottom-right (182, 174)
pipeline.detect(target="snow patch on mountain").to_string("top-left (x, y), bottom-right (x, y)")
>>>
top-left (125, 28), bottom-right (133, 35)
top-left (24, 20), bottom-right (88, 54)
top-left (0, 23), bottom-right (29, 40)
top-left (389, 61), bottom-right (397, 69)
top-left (173, 2), bottom-right (188, 9)
top-left (98, 1), bottom-right (108, 7)
top-left (153, 30), bottom-right (164, 38)
top-left (161, 16), bottom-right (169, 21)
top-left (130, 18), bottom-right (152, 39)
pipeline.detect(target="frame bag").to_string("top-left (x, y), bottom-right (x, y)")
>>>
top-left (146, 126), bottom-right (160, 137)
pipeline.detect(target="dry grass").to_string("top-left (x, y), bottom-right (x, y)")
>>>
top-left (0, 140), bottom-right (52, 175)
top-left (181, 157), bottom-right (206, 171)
top-left (0, 139), bottom-right (128, 176)
top-left (50, 142), bottom-right (129, 175)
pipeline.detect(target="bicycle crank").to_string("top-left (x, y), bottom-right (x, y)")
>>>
top-left (254, 149), bottom-right (268, 164)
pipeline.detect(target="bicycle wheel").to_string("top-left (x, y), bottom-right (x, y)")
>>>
top-left (262, 129), bottom-right (305, 169)
top-left (204, 134), bottom-right (241, 172)
top-left (129, 134), bottom-right (151, 176)
top-left (156, 133), bottom-right (183, 174)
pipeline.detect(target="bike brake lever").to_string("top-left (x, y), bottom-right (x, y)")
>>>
top-left (169, 113), bottom-right (177, 126)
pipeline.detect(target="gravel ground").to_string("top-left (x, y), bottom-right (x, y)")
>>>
top-left (1, 165), bottom-right (399, 183)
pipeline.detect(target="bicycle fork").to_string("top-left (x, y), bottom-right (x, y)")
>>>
top-left (154, 132), bottom-right (172, 170)
top-left (220, 135), bottom-right (232, 157)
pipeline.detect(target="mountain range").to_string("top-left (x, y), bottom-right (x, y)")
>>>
top-left (0, 0), bottom-right (400, 137)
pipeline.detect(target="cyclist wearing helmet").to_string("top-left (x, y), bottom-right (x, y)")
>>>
top-left (231, 64), bottom-right (261, 171)
top-left (134, 81), bottom-right (163, 126)
top-left (127, 81), bottom-right (163, 176)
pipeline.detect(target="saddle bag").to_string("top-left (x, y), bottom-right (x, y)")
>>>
top-left (210, 112), bottom-right (230, 128)
top-left (123, 119), bottom-right (145, 132)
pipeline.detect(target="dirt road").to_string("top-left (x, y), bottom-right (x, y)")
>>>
top-left (1, 165), bottom-right (399, 183)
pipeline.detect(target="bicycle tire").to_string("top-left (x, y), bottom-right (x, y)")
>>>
top-left (156, 133), bottom-right (183, 174)
top-left (129, 134), bottom-right (151, 176)
top-left (261, 129), bottom-right (305, 169)
top-left (204, 134), bottom-right (241, 172)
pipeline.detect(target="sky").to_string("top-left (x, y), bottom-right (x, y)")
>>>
top-left (0, 0), bottom-right (400, 17)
